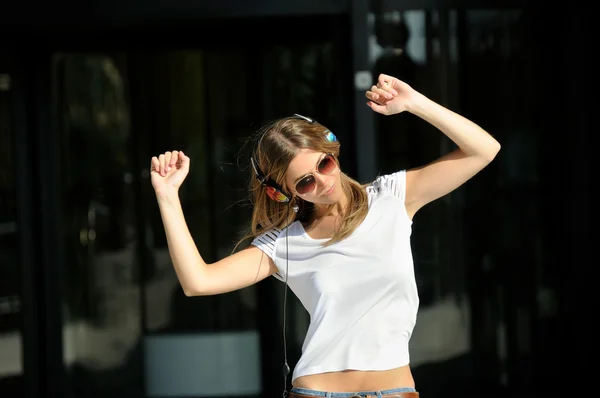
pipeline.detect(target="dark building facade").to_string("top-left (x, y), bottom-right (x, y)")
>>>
top-left (0, 1), bottom-right (593, 397)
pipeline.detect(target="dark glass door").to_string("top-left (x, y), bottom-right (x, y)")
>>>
top-left (53, 53), bottom-right (144, 397)
top-left (45, 15), bottom-right (351, 397)
top-left (351, 1), bottom-right (552, 397)
top-left (0, 56), bottom-right (24, 398)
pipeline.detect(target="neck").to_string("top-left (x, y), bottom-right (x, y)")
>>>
top-left (313, 186), bottom-right (349, 219)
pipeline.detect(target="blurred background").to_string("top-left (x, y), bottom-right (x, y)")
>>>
top-left (0, 0), bottom-right (593, 397)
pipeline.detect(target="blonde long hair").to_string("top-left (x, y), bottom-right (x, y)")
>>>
top-left (236, 116), bottom-right (369, 249)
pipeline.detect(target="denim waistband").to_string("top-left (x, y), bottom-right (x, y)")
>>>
top-left (290, 386), bottom-right (417, 397)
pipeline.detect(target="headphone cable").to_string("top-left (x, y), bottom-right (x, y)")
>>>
top-left (282, 205), bottom-right (297, 397)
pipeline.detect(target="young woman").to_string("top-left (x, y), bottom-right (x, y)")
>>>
top-left (150, 73), bottom-right (501, 398)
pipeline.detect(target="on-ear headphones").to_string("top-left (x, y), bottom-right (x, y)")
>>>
top-left (250, 157), bottom-right (292, 203)
top-left (250, 114), bottom-right (337, 204)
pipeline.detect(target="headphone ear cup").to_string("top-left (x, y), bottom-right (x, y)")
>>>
top-left (265, 186), bottom-right (291, 203)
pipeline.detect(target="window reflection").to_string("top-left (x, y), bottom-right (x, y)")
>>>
top-left (368, 7), bottom-right (470, 370)
top-left (369, 8), bottom-right (465, 306)
top-left (462, 9), bottom-right (542, 389)
top-left (50, 32), bottom-right (353, 397)
top-left (55, 54), bottom-right (142, 397)
top-left (133, 50), bottom-right (260, 335)
top-left (132, 49), bottom-right (263, 397)
top-left (133, 41), bottom-right (347, 396)
top-left (366, 4), bottom-right (545, 394)
top-left (0, 68), bottom-right (23, 397)
top-left (268, 40), bottom-right (350, 370)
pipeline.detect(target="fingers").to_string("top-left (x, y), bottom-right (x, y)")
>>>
top-left (365, 86), bottom-right (386, 103)
top-left (365, 72), bottom-right (400, 107)
top-left (176, 151), bottom-right (190, 170)
top-left (377, 73), bottom-right (392, 86)
top-left (159, 153), bottom-right (168, 176)
top-left (376, 79), bottom-right (398, 95)
top-left (366, 84), bottom-right (395, 104)
top-left (377, 73), bottom-right (399, 89)
top-left (174, 151), bottom-right (190, 172)
top-left (151, 156), bottom-right (160, 174)
top-left (366, 100), bottom-right (390, 115)
top-left (171, 150), bottom-right (183, 168)
top-left (150, 150), bottom-right (188, 177)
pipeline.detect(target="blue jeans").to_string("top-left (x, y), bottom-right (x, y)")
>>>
top-left (290, 387), bottom-right (418, 397)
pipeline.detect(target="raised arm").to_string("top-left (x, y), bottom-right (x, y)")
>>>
top-left (366, 74), bottom-right (501, 218)
top-left (151, 150), bottom-right (277, 296)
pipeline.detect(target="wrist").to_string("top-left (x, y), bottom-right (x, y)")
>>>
top-left (404, 91), bottom-right (431, 116)
top-left (155, 188), bottom-right (180, 203)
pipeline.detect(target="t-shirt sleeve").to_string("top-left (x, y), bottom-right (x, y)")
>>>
top-left (251, 228), bottom-right (285, 281)
top-left (368, 170), bottom-right (407, 202)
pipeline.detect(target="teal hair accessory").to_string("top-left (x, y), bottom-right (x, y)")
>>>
top-left (324, 130), bottom-right (337, 142)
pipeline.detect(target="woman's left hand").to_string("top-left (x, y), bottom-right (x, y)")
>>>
top-left (365, 73), bottom-right (419, 116)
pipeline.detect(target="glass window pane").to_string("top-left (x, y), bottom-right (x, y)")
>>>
top-left (54, 54), bottom-right (143, 397)
top-left (367, 6), bottom-right (471, 377)
top-left (0, 69), bottom-right (24, 397)
top-left (265, 40), bottom-right (350, 360)
top-left (365, 3), bottom-right (545, 394)
top-left (369, 7), bottom-right (467, 302)
top-left (131, 49), bottom-right (263, 397)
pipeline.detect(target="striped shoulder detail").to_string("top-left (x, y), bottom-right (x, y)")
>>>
top-left (366, 170), bottom-right (407, 201)
top-left (251, 228), bottom-right (285, 281)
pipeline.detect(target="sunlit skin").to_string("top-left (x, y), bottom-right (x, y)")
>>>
top-left (285, 150), bottom-right (347, 212)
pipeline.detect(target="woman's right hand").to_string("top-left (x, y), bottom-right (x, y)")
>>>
top-left (150, 150), bottom-right (190, 196)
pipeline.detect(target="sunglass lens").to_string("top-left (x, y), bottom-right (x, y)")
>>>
top-left (318, 155), bottom-right (336, 175)
top-left (296, 175), bottom-right (316, 195)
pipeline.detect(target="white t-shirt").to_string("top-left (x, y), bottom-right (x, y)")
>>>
top-left (252, 170), bottom-right (419, 383)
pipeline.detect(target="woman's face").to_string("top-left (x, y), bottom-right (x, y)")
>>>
top-left (285, 149), bottom-right (342, 206)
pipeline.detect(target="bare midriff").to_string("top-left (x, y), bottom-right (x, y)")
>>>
top-left (292, 365), bottom-right (415, 392)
